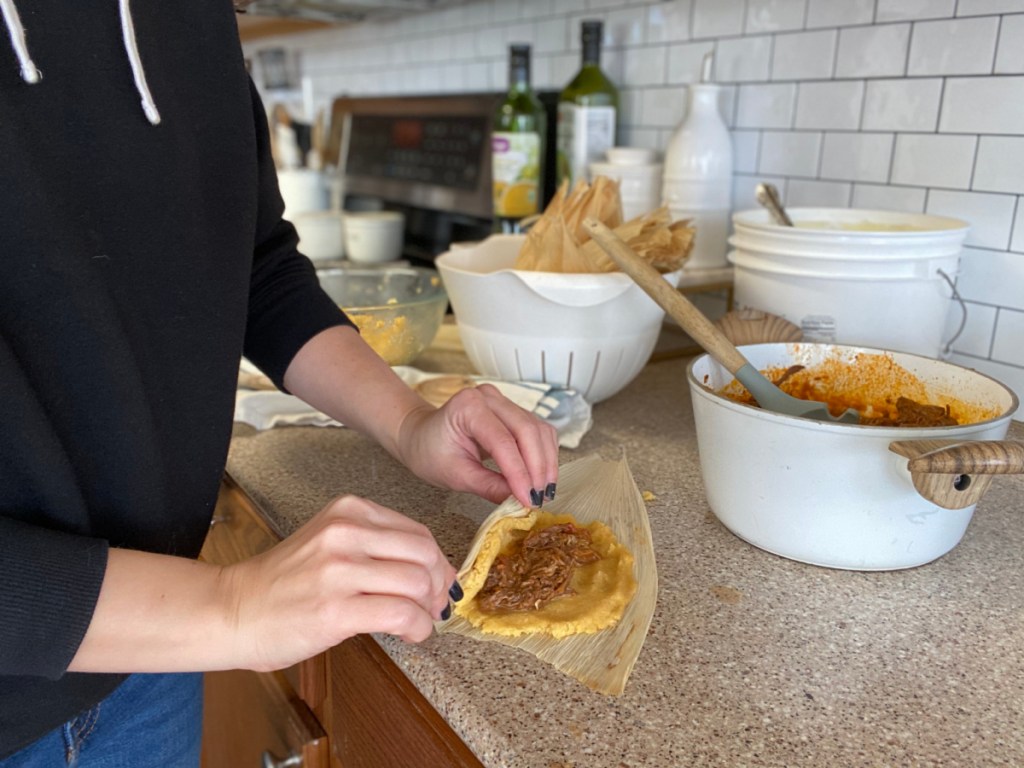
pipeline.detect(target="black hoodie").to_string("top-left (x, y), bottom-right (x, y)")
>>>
top-left (0, 0), bottom-right (349, 757)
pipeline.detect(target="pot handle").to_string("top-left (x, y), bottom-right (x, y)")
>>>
top-left (889, 440), bottom-right (1024, 510)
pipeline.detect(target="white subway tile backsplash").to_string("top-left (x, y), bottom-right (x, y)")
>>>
top-left (715, 35), bottom-right (773, 82)
top-left (759, 130), bottom-right (823, 176)
top-left (736, 82), bottom-right (798, 128)
top-left (949, 301), bottom-right (997, 358)
top-left (641, 86), bottom-right (687, 127)
top-left (692, 0), bottom-right (746, 39)
top-left (862, 78), bottom-right (942, 132)
top-left (955, 247), bottom-right (1024, 310)
top-left (806, 0), bottom-right (874, 29)
top-left (835, 24), bottom-right (911, 78)
top-left (606, 8), bottom-right (646, 47)
top-left (995, 14), bottom-right (1024, 74)
top-left (746, 0), bottom-right (808, 33)
top-left (852, 183), bottom-right (928, 212)
top-left (667, 41), bottom-right (717, 83)
top-left (876, 0), bottom-right (956, 22)
top-left (772, 30), bottom-right (837, 81)
top-left (534, 16), bottom-right (569, 53)
top-left (907, 17), bottom-right (999, 76)
top-left (891, 134), bottom-right (977, 188)
top-left (786, 178), bottom-right (852, 206)
top-left (732, 130), bottom-right (762, 173)
top-left (974, 137), bottom-right (1024, 195)
top-left (246, 0), bottom-right (1024, 396)
top-left (1012, 198), bottom-right (1024, 253)
top-left (993, 307), bottom-right (1024, 362)
top-left (957, 0), bottom-right (1024, 15)
top-left (820, 132), bottom-right (894, 182)
top-left (940, 76), bottom-right (1024, 134)
top-left (928, 192), bottom-right (1017, 250)
top-left (646, 0), bottom-right (693, 45)
top-left (794, 80), bottom-right (864, 130)
top-left (622, 45), bottom-right (668, 86)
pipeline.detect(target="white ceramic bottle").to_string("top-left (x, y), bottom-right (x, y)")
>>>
top-left (661, 52), bottom-right (733, 270)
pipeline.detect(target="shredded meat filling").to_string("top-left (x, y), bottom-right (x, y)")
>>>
top-left (477, 523), bottom-right (602, 613)
top-left (860, 396), bottom-right (958, 428)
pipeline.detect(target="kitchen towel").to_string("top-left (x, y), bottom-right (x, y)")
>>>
top-left (234, 361), bottom-right (593, 449)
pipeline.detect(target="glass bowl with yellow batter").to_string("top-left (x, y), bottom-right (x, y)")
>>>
top-left (316, 266), bottom-right (447, 366)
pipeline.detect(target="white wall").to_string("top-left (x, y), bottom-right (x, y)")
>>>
top-left (244, 0), bottom-right (1024, 401)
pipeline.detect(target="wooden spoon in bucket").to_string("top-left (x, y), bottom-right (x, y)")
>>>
top-left (582, 218), bottom-right (859, 425)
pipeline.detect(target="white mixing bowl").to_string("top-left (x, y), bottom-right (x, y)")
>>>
top-left (436, 234), bottom-right (680, 403)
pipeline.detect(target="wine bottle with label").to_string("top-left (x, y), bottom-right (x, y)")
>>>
top-left (557, 20), bottom-right (619, 189)
top-left (492, 44), bottom-right (546, 234)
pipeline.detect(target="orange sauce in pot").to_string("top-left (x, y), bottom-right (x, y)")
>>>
top-left (716, 352), bottom-right (1001, 427)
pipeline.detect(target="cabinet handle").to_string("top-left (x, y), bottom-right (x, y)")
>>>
top-left (261, 750), bottom-right (302, 768)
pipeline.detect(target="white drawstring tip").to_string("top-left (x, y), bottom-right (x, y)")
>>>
top-left (19, 60), bottom-right (39, 83)
top-left (142, 99), bottom-right (161, 125)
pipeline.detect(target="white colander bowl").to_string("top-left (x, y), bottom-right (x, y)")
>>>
top-left (435, 234), bottom-right (679, 403)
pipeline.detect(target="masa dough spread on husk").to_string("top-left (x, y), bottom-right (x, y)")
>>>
top-left (454, 510), bottom-right (637, 639)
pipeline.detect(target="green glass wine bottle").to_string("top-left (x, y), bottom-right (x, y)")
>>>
top-left (557, 20), bottom-right (619, 189)
top-left (492, 44), bottom-right (546, 234)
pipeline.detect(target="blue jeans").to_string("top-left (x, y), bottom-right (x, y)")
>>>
top-left (1, 673), bottom-right (203, 768)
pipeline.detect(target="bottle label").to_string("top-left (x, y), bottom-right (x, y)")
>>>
top-left (557, 103), bottom-right (616, 188)
top-left (492, 132), bottom-right (541, 218)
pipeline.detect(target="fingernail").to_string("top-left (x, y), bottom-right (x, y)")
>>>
top-left (529, 488), bottom-right (543, 507)
top-left (440, 603), bottom-right (452, 621)
top-left (545, 483), bottom-right (557, 500)
top-left (449, 581), bottom-right (464, 602)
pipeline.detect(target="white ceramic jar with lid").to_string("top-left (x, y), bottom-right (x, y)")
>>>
top-left (343, 210), bottom-right (405, 264)
top-left (590, 147), bottom-right (662, 221)
top-left (661, 52), bottom-right (733, 270)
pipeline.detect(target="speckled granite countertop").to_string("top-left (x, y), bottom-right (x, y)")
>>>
top-left (227, 343), bottom-right (1024, 768)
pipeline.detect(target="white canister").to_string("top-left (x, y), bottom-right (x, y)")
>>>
top-left (293, 210), bottom-right (345, 262)
top-left (278, 168), bottom-right (329, 220)
top-left (343, 211), bottom-right (405, 264)
top-left (590, 155), bottom-right (662, 221)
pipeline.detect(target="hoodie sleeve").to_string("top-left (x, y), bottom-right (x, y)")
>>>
top-left (240, 78), bottom-right (354, 387)
top-left (0, 517), bottom-right (108, 679)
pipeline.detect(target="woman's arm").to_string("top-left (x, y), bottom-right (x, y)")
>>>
top-left (69, 494), bottom-right (456, 674)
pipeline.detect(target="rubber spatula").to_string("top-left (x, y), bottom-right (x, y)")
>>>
top-left (582, 218), bottom-right (859, 424)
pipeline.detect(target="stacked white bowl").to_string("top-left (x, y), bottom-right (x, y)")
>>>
top-left (589, 147), bottom-right (663, 221)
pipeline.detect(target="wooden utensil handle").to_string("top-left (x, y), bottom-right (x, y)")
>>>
top-left (583, 218), bottom-right (749, 374)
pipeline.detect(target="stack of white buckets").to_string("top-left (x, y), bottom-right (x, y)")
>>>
top-left (728, 209), bottom-right (969, 360)
top-left (660, 53), bottom-right (969, 360)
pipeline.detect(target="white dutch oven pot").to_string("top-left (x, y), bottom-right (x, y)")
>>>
top-left (687, 343), bottom-right (1024, 570)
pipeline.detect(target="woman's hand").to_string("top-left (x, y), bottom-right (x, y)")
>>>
top-left (222, 494), bottom-right (458, 672)
top-left (69, 495), bottom-right (456, 675)
top-left (394, 383), bottom-right (560, 509)
top-left (282, 325), bottom-right (560, 510)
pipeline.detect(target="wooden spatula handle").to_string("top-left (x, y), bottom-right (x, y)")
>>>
top-left (583, 218), bottom-right (749, 374)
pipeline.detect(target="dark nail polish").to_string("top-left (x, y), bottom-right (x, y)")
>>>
top-left (529, 488), bottom-right (543, 507)
top-left (440, 603), bottom-right (452, 621)
top-left (449, 581), bottom-right (464, 602)
top-left (545, 483), bottom-right (557, 500)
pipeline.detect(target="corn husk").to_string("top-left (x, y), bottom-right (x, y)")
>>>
top-left (438, 453), bottom-right (657, 696)
top-left (515, 176), bottom-right (695, 274)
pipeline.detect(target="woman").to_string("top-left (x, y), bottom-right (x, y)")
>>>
top-left (0, 1), bottom-right (558, 764)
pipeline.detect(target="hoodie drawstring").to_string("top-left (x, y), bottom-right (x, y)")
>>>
top-left (118, 0), bottom-right (161, 125)
top-left (0, 0), bottom-right (39, 83)
top-left (2, 0), bottom-right (161, 125)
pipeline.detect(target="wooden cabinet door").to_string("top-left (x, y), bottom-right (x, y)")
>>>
top-left (202, 668), bottom-right (328, 768)
top-left (200, 478), bottom-right (328, 767)
top-left (325, 635), bottom-right (484, 768)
